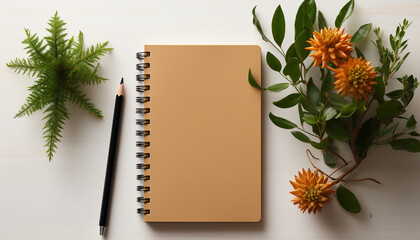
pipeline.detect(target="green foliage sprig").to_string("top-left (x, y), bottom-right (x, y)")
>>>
top-left (249, 0), bottom-right (419, 214)
top-left (7, 12), bottom-right (113, 161)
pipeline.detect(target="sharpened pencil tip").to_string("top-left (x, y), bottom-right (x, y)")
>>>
top-left (120, 78), bottom-right (124, 84)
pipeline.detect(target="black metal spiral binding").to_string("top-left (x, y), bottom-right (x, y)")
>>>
top-left (136, 108), bottom-right (150, 114)
top-left (136, 74), bottom-right (150, 81)
top-left (137, 175), bottom-right (150, 181)
top-left (137, 52), bottom-right (150, 59)
top-left (136, 141), bottom-right (150, 147)
top-left (136, 130), bottom-right (150, 136)
top-left (137, 208), bottom-right (150, 214)
top-left (136, 51), bottom-right (151, 215)
top-left (136, 85), bottom-right (150, 92)
top-left (137, 186), bottom-right (150, 192)
top-left (136, 119), bottom-right (150, 125)
top-left (136, 97), bottom-right (150, 103)
top-left (137, 197), bottom-right (150, 203)
top-left (136, 63), bottom-right (150, 71)
top-left (136, 152), bottom-right (150, 158)
top-left (136, 163), bottom-right (150, 169)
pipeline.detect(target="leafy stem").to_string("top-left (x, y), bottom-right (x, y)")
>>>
top-left (7, 12), bottom-right (112, 161)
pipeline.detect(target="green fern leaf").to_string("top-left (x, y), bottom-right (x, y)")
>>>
top-left (66, 87), bottom-right (103, 118)
top-left (45, 12), bottom-right (68, 58)
top-left (6, 58), bottom-right (39, 76)
top-left (22, 29), bottom-right (48, 63)
top-left (7, 12), bottom-right (112, 161)
top-left (74, 41), bottom-right (113, 66)
top-left (42, 94), bottom-right (68, 161)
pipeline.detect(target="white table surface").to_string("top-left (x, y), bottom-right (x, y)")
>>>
top-left (1, 0), bottom-right (420, 239)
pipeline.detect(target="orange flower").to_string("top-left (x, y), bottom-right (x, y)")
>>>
top-left (333, 57), bottom-right (378, 100)
top-left (306, 27), bottom-right (353, 68)
top-left (290, 168), bottom-right (335, 214)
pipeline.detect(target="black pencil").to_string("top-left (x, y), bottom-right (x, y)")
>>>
top-left (99, 78), bottom-right (124, 236)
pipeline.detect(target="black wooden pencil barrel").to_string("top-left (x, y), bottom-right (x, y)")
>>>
top-left (99, 82), bottom-right (124, 234)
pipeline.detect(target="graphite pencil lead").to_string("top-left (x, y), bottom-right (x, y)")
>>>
top-left (120, 78), bottom-right (124, 84)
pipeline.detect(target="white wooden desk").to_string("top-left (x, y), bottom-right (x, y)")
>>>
top-left (1, 0), bottom-right (420, 239)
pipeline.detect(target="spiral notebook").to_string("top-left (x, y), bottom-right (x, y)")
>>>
top-left (136, 45), bottom-right (261, 222)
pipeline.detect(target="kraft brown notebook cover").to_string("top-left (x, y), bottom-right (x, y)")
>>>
top-left (136, 45), bottom-right (261, 222)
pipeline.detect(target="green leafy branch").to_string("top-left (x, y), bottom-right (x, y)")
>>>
top-left (248, 0), bottom-right (419, 213)
top-left (7, 12), bottom-right (113, 161)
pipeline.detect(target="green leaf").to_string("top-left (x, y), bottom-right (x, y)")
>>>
top-left (325, 119), bottom-right (349, 142)
top-left (321, 70), bottom-right (333, 95)
top-left (273, 93), bottom-right (301, 108)
top-left (337, 184), bottom-right (361, 213)
top-left (310, 139), bottom-right (328, 150)
top-left (335, 0), bottom-right (355, 29)
top-left (391, 138), bottom-right (420, 152)
top-left (6, 58), bottom-right (40, 77)
top-left (269, 112), bottom-right (297, 129)
top-left (295, 0), bottom-right (315, 39)
top-left (341, 100), bottom-right (364, 118)
top-left (323, 146), bottom-right (340, 168)
top-left (272, 5), bottom-right (286, 48)
top-left (322, 107), bottom-right (338, 121)
top-left (328, 93), bottom-right (350, 110)
top-left (302, 113), bottom-right (318, 125)
top-left (248, 68), bottom-right (263, 90)
top-left (400, 75), bottom-right (418, 106)
top-left (294, 29), bottom-right (312, 61)
top-left (312, 123), bottom-right (320, 136)
top-left (252, 6), bottom-right (269, 42)
top-left (386, 89), bottom-right (404, 99)
top-left (298, 103), bottom-right (305, 126)
top-left (307, 78), bottom-right (320, 105)
top-left (318, 11), bottom-right (327, 30)
top-left (409, 131), bottom-right (420, 136)
top-left (355, 47), bottom-right (365, 60)
top-left (67, 87), bottom-right (103, 118)
top-left (406, 115), bottom-right (417, 130)
top-left (306, 0), bottom-right (317, 24)
top-left (350, 23), bottom-right (372, 43)
top-left (374, 76), bottom-right (385, 101)
top-left (45, 12), bottom-right (68, 58)
top-left (266, 52), bottom-right (282, 72)
top-left (376, 100), bottom-right (403, 120)
top-left (341, 102), bottom-right (357, 118)
top-left (302, 96), bottom-right (320, 115)
top-left (355, 118), bottom-right (380, 158)
top-left (267, 83), bottom-right (289, 92)
top-left (8, 13), bottom-right (111, 161)
top-left (377, 123), bottom-right (399, 137)
top-left (283, 57), bottom-right (301, 83)
top-left (392, 52), bottom-right (410, 73)
top-left (291, 131), bottom-right (311, 143)
top-left (285, 43), bottom-right (298, 62)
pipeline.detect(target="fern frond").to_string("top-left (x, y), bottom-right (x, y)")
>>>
top-left (66, 87), bottom-right (103, 118)
top-left (72, 31), bottom-right (84, 59)
top-left (8, 12), bottom-right (112, 161)
top-left (45, 11), bottom-right (68, 58)
top-left (42, 93), bottom-right (68, 161)
top-left (6, 57), bottom-right (39, 76)
top-left (88, 63), bottom-right (107, 85)
top-left (68, 63), bottom-right (107, 85)
top-left (74, 41), bottom-right (113, 66)
top-left (15, 89), bottom-right (49, 118)
top-left (15, 77), bottom-right (50, 118)
top-left (22, 29), bottom-right (47, 63)
top-left (62, 36), bottom-right (74, 55)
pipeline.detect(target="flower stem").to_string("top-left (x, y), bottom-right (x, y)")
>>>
top-left (342, 178), bottom-right (381, 184)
